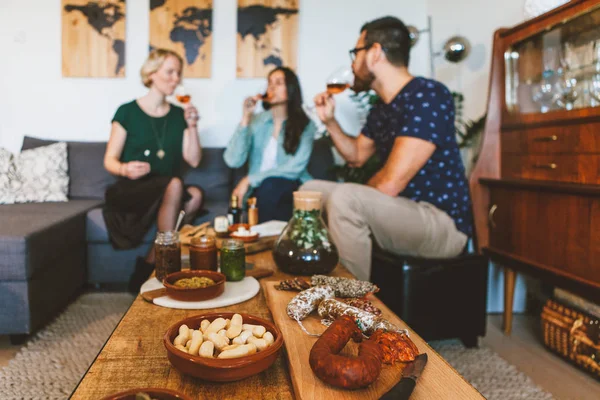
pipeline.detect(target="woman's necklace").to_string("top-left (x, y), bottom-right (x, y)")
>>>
top-left (150, 117), bottom-right (168, 159)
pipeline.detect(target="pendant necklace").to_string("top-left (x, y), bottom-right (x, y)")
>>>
top-left (150, 117), bottom-right (168, 160)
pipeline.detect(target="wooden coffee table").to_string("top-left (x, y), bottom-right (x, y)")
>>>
top-left (70, 251), bottom-right (484, 399)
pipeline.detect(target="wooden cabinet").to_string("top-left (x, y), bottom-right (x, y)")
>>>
top-left (470, 0), bottom-right (600, 334)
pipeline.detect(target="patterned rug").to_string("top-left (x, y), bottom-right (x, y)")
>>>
top-left (0, 293), bottom-right (553, 400)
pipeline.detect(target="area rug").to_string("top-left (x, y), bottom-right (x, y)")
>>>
top-left (430, 340), bottom-right (554, 400)
top-left (0, 293), bottom-right (553, 400)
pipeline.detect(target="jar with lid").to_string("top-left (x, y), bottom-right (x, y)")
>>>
top-left (273, 191), bottom-right (338, 275)
top-left (190, 235), bottom-right (218, 271)
top-left (220, 239), bottom-right (246, 281)
top-left (155, 230), bottom-right (181, 281)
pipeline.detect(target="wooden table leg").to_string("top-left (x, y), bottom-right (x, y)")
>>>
top-left (503, 267), bottom-right (516, 335)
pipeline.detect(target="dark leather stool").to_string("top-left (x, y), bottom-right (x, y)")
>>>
top-left (370, 245), bottom-right (488, 347)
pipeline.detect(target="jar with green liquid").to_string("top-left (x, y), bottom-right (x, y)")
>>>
top-left (220, 239), bottom-right (246, 281)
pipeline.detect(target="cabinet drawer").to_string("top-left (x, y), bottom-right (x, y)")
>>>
top-left (488, 187), bottom-right (600, 287)
top-left (502, 124), bottom-right (600, 154)
top-left (502, 154), bottom-right (600, 184)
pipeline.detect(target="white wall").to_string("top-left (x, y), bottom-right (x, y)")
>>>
top-left (0, 0), bottom-right (428, 153)
top-left (427, 0), bottom-right (525, 121)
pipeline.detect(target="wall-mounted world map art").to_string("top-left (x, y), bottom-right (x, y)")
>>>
top-left (150, 0), bottom-right (213, 78)
top-left (237, 0), bottom-right (299, 78)
top-left (62, 0), bottom-right (126, 78)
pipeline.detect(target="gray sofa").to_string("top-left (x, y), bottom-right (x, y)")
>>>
top-left (0, 136), bottom-right (334, 338)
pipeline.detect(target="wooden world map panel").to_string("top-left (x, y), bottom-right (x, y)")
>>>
top-left (237, 0), bottom-right (299, 78)
top-left (62, 0), bottom-right (126, 78)
top-left (150, 0), bottom-right (213, 78)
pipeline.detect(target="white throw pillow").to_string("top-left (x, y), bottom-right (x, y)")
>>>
top-left (0, 148), bottom-right (16, 204)
top-left (0, 142), bottom-right (69, 204)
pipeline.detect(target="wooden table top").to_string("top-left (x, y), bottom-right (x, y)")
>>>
top-left (70, 251), bottom-right (484, 400)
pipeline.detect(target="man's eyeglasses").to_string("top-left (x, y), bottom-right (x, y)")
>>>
top-left (349, 44), bottom-right (373, 62)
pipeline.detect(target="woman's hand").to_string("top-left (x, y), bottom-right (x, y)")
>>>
top-left (232, 176), bottom-right (251, 207)
top-left (121, 161), bottom-right (150, 180)
top-left (184, 104), bottom-right (200, 129)
top-left (314, 92), bottom-right (336, 125)
top-left (241, 95), bottom-right (261, 126)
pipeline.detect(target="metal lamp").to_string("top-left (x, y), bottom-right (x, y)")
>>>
top-left (407, 17), bottom-right (471, 78)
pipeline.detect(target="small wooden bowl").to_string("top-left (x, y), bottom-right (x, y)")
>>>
top-left (228, 223), bottom-right (259, 243)
top-left (228, 223), bottom-right (250, 234)
top-left (163, 270), bottom-right (225, 302)
top-left (101, 388), bottom-right (192, 400)
top-left (164, 312), bottom-right (284, 382)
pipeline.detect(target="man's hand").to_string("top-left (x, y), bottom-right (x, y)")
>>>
top-left (232, 176), bottom-right (251, 207)
top-left (314, 92), bottom-right (336, 125)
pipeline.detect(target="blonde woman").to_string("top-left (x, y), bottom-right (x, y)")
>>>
top-left (103, 49), bottom-right (202, 293)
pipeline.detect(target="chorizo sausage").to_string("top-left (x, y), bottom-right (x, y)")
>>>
top-left (309, 315), bottom-right (383, 389)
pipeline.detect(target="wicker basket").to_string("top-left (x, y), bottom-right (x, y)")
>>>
top-left (541, 299), bottom-right (600, 380)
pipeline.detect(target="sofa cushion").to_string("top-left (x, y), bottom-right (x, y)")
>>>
top-left (0, 199), bottom-right (103, 280)
top-left (86, 199), bottom-right (229, 243)
top-left (182, 148), bottom-right (232, 203)
top-left (13, 142), bottom-right (70, 203)
top-left (22, 136), bottom-right (116, 200)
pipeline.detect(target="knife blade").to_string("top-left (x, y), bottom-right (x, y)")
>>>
top-left (380, 353), bottom-right (428, 400)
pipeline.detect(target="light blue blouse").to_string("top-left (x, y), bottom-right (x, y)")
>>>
top-left (223, 111), bottom-right (317, 188)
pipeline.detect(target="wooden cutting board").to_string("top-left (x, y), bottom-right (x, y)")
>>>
top-left (180, 225), bottom-right (277, 255)
top-left (264, 282), bottom-right (409, 400)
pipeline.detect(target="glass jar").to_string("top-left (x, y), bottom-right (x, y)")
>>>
top-left (155, 230), bottom-right (181, 281)
top-left (190, 235), bottom-right (218, 271)
top-left (220, 239), bottom-right (246, 281)
top-left (273, 191), bottom-right (339, 275)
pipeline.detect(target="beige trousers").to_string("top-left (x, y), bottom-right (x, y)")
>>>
top-left (299, 180), bottom-right (468, 281)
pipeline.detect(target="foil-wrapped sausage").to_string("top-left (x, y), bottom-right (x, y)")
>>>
top-left (287, 285), bottom-right (335, 322)
top-left (318, 298), bottom-right (407, 336)
top-left (310, 275), bottom-right (379, 298)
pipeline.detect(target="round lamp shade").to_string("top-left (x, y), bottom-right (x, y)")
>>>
top-left (443, 36), bottom-right (471, 63)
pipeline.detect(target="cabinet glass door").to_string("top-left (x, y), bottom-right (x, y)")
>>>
top-left (506, 6), bottom-right (600, 114)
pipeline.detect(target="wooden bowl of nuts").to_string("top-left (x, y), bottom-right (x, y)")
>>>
top-left (163, 312), bottom-right (284, 382)
top-left (163, 270), bottom-right (225, 302)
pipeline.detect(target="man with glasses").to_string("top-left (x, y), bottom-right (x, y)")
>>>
top-left (301, 16), bottom-right (472, 281)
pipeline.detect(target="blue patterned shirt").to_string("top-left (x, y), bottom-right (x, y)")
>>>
top-left (362, 77), bottom-right (472, 237)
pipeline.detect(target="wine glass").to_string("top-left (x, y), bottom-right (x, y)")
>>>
top-left (531, 70), bottom-right (558, 113)
top-left (175, 85), bottom-right (198, 120)
top-left (590, 72), bottom-right (600, 103)
top-left (554, 72), bottom-right (580, 110)
top-left (303, 66), bottom-right (354, 123)
top-left (175, 85), bottom-right (191, 105)
top-left (325, 66), bottom-right (354, 95)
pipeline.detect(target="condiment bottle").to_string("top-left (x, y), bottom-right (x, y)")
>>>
top-left (247, 197), bottom-right (259, 226)
top-left (154, 230), bottom-right (181, 281)
top-left (214, 215), bottom-right (229, 237)
top-left (190, 235), bottom-right (218, 271)
top-left (220, 239), bottom-right (246, 281)
top-left (228, 195), bottom-right (242, 225)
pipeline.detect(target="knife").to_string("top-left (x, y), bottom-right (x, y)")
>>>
top-left (380, 353), bottom-right (428, 400)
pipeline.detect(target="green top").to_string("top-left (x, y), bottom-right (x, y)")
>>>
top-left (112, 100), bottom-right (187, 177)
